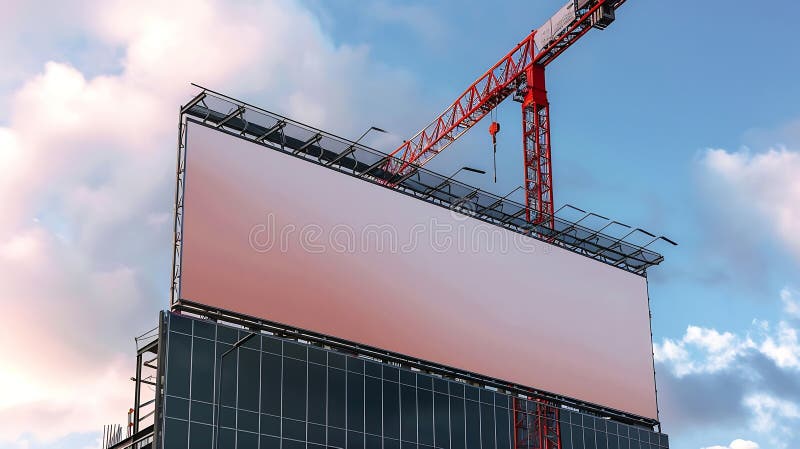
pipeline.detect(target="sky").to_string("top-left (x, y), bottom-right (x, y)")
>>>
top-left (0, 1), bottom-right (798, 449)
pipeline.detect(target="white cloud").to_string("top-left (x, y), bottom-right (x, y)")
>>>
top-left (702, 439), bottom-right (759, 449)
top-left (655, 288), bottom-right (800, 447)
top-left (653, 325), bottom-right (755, 377)
top-left (758, 321), bottom-right (800, 369)
top-left (655, 286), bottom-right (800, 378)
top-left (781, 287), bottom-right (800, 318)
top-left (0, 0), bottom-right (423, 445)
top-left (701, 147), bottom-right (800, 260)
top-left (743, 394), bottom-right (800, 449)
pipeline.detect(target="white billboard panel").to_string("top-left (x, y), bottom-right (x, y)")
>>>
top-left (178, 121), bottom-right (659, 420)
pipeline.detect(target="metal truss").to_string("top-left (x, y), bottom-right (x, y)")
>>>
top-left (514, 398), bottom-right (562, 449)
top-left (380, 0), bottom-right (627, 222)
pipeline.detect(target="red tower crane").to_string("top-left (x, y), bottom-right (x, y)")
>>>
top-left (383, 0), bottom-right (626, 229)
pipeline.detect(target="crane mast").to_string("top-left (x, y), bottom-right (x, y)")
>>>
top-left (383, 0), bottom-right (626, 228)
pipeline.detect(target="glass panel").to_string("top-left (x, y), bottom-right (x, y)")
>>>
top-left (366, 434), bottom-right (382, 449)
top-left (171, 314), bottom-right (192, 335)
top-left (237, 430), bottom-right (258, 449)
top-left (365, 376), bottom-right (382, 435)
top-left (308, 362), bottom-right (327, 425)
top-left (238, 409), bottom-right (258, 432)
top-left (348, 371), bottom-right (365, 431)
top-left (309, 347), bottom-right (327, 365)
top-left (450, 396), bottom-right (466, 449)
top-left (596, 431), bottom-right (608, 449)
top-left (383, 365), bottom-right (399, 382)
top-left (494, 393), bottom-right (508, 409)
top-left (218, 428), bottom-right (235, 449)
top-left (480, 403), bottom-right (495, 449)
top-left (167, 396), bottom-right (189, 420)
top-left (465, 400), bottom-right (480, 449)
top-left (219, 405), bottom-right (236, 429)
top-left (284, 439), bottom-right (306, 449)
top-left (165, 418), bottom-right (188, 449)
top-left (434, 393), bottom-right (450, 449)
top-left (385, 438), bottom-right (401, 449)
top-left (309, 423), bottom-right (326, 444)
top-left (329, 368), bottom-right (347, 429)
top-left (572, 426), bottom-right (584, 449)
top-left (190, 337), bottom-right (215, 403)
top-left (188, 422), bottom-right (212, 449)
top-left (193, 319), bottom-right (215, 340)
top-left (348, 357), bottom-right (365, 374)
top-left (238, 348), bottom-right (260, 412)
top-left (217, 325), bottom-right (238, 344)
top-left (261, 353), bottom-right (282, 416)
top-left (167, 332), bottom-right (192, 398)
top-left (400, 370), bottom-right (416, 386)
top-left (584, 428), bottom-right (597, 449)
top-left (283, 357), bottom-right (307, 420)
top-left (329, 427), bottom-right (346, 449)
top-left (261, 414), bottom-right (280, 436)
top-left (607, 433), bottom-right (619, 449)
top-left (262, 335), bottom-right (282, 355)
top-left (349, 431), bottom-right (365, 449)
top-left (595, 418), bottom-right (606, 432)
top-left (329, 352), bottom-right (346, 370)
top-left (261, 435), bottom-right (281, 449)
top-left (560, 423), bottom-right (573, 449)
top-left (190, 400), bottom-right (213, 424)
top-left (401, 384), bottom-right (418, 442)
top-left (365, 361), bottom-right (382, 378)
top-left (284, 341), bottom-right (308, 361)
top-left (284, 418), bottom-right (306, 440)
top-left (433, 378), bottom-right (448, 394)
top-left (418, 374), bottom-right (433, 391)
top-left (384, 381), bottom-right (401, 439)
top-left (494, 404), bottom-right (510, 449)
top-left (418, 389), bottom-right (434, 447)
top-left (219, 347), bottom-right (237, 407)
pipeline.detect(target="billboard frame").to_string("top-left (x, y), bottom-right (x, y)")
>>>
top-left (170, 87), bottom-right (668, 428)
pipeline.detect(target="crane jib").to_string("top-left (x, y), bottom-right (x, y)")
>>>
top-left (384, 0), bottom-right (626, 225)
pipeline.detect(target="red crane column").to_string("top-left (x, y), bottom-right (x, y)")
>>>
top-left (521, 65), bottom-right (554, 228)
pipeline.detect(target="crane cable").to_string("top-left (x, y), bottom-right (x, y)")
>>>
top-left (489, 109), bottom-right (500, 183)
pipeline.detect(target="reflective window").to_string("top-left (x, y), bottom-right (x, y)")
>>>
top-left (161, 313), bottom-right (670, 449)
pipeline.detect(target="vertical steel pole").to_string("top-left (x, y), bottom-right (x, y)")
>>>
top-left (521, 64), bottom-right (554, 229)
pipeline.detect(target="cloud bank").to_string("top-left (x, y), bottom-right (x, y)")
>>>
top-left (0, 0), bottom-right (422, 447)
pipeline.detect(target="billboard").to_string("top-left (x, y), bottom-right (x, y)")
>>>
top-left (177, 121), bottom-right (658, 420)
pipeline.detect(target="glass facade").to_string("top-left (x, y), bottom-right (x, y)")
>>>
top-left (160, 312), bottom-right (668, 449)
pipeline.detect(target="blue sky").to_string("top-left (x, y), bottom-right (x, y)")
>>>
top-left (0, 1), bottom-right (798, 449)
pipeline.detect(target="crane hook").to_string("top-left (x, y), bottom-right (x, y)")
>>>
top-left (489, 121), bottom-right (500, 183)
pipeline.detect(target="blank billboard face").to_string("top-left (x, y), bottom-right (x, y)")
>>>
top-left (179, 121), bottom-right (658, 420)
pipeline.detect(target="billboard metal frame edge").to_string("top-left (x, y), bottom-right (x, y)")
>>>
top-left (169, 87), bottom-right (668, 427)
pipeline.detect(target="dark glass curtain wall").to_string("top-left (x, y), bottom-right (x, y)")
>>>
top-left (160, 313), bottom-right (668, 449)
